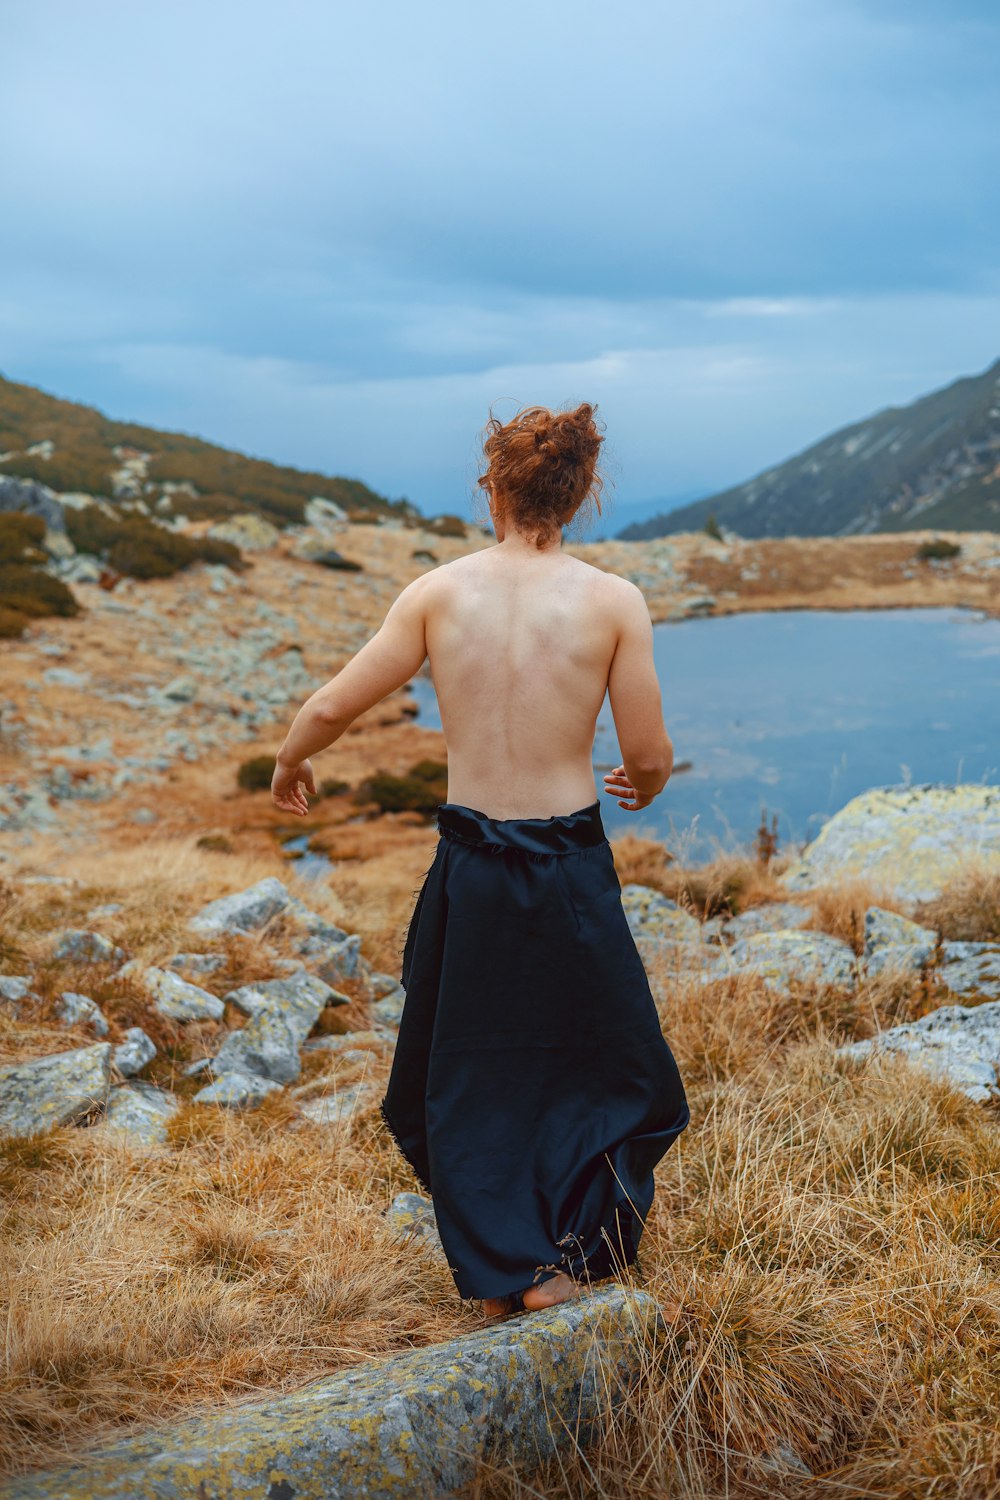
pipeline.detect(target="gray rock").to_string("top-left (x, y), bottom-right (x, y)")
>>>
top-left (53, 930), bottom-right (126, 965)
top-left (720, 901), bottom-right (817, 941)
top-left (160, 676), bottom-right (198, 703)
top-left (213, 970), bottom-right (335, 1083)
top-left (372, 988), bottom-right (405, 1029)
top-left (42, 667), bottom-right (90, 688)
top-left (294, 932), bottom-right (362, 986)
top-left (620, 885), bottom-right (702, 945)
top-left (166, 951), bottom-right (226, 976)
top-left (938, 942), bottom-right (1000, 1001)
top-left (841, 1000), bottom-right (1000, 1102)
top-left (863, 905), bottom-right (938, 977)
top-left (0, 474), bottom-right (65, 531)
top-left (113, 1027), bottom-right (157, 1077)
top-left (759, 1441), bottom-right (813, 1477)
top-left (369, 971), bottom-right (403, 998)
top-left (189, 877), bottom-right (292, 935)
top-left (57, 991), bottom-right (109, 1036)
top-left (100, 1082), bottom-right (178, 1147)
top-left (4, 1286), bottom-right (665, 1500)
top-left (303, 1029), bottom-right (390, 1055)
top-left (727, 930), bottom-right (858, 994)
top-left (298, 1082), bottom-right (375, 1125)
top-left (143, 966), bottom-right (225, 1022)
top-left (0, 1042), bottom-right (112, 1139)
top-left (386, 1191), bottom-right (444, 1254)
top-left (0, 975), bottom-right (36, 1013)
top-left (782, 783), bottom-right (1000, 904)
top-left (192, 1070), bottom-right (283, 1107)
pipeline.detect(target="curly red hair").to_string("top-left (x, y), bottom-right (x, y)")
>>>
top-left (476, 401), bottom-right (605, 549)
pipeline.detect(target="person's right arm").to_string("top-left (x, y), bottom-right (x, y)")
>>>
top-left (604, 580), bottom-right (673, 811)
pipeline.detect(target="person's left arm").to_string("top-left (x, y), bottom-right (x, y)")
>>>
top-left (271, 575), bottom-right (430, 815)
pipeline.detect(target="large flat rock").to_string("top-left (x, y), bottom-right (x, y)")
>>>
top-left (0, 1043), bottom-right (112, 1139)
top-left (781, 783), bottom-right (1000, 905)
top-left (841, 999), bottom-right (1000, 1102)
top-left (2, 1286), bottom-right (665, 1500)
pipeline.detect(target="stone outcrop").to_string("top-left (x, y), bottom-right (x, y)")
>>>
top-left (0, 1043), bottom-right (112, 1138)
top-left (717, 901), bottom-right (817, 942)
top-left (188, 877), bottom-right (293, 935)
top-left (3, 1287), bottom-right (665, 1500)
top-left (781, 784), bottom-right (1000, 904)
top-left (863, 905), bottom-right (938, 978)
top-left (841, 1000), bottom-right (1000, 1102)
top-left (725, 930), bottom-right (858, 994)
top-left (937, 942), bottom-right (1000, 1001)
top-left (207, 513), bottom-right (280, 551)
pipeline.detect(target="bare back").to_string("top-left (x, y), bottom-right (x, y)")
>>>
top-left (425, 547), bottom-right (627, 818)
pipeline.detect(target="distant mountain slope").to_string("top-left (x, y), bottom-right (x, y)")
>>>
top-left (618, 356), bottom-right (1000, 540)
top-left (0, 373), bottom-right (406, 527)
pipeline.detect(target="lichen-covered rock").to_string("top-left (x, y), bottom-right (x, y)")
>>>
top-left (370, 969), bottom-right (404, 998)
top-left (840, 1000), bottom-right (1000, 1102)
top-left (189, 877), bottom-right (292, 935)
top-left (386, 1191), bottom-right (444, 1254)
top-left (143, 966), bottom-right (225, 1022)
top-left (720, 901), bottom-right (817, 941)
top-left (166, 951), bottom-right (225, 976)
top-left (52, 930), bottom-right (126, 965)
top-left (304, 1029), bottom-right (389, 1054)
top-left (207, 513), bottom-right (279, 551)
top-left (297, 1081), bottom-right (374, 1125)
top-left (372, 986), bottom-right (405, 1029)
top-left (224, 969), bottom-right (344, 1018)
top-left (0, 1043), bottom-right (112, 1139)
top-left (213, 969), bottom-right (337, 1083)
top-left (293, 931), bottom-right (362, 985)
top-left (113, 1026), bottom-right (157, 1077)
top-left (0, 975), bottom-right (37, 1014)
top-left (57, 991), bottom-right (109, 1036)
top-left (99, 1082), bottom-right (179, 1147)
top-left (727, 930), bottom-right (858, 994)
top-left (782, 784), bottom-right (1000, 904)
top-left (192, 1071), bottom-right (282, 1107)
top-left (938, 942), bottom-right (1000, 1001)
top-left (620, 884), bottom-right (702, 945)
top-left (4, 1286), bottom-right (664, 1500)
top-left (863, 905), bottom-right (938, 978)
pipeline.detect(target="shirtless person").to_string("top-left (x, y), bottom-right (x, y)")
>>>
top-left (272, 402), bottom-right (682, 1318)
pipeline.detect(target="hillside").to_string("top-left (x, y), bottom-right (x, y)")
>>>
top-left (619, 356), bottom-right (1000, 541)
top-left (0, 373), bottom-right (407, 527)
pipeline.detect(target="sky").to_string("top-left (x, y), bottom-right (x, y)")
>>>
top-left (2, 0), bottom-right (998, 534)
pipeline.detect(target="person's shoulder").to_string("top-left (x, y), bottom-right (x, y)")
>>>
top-left (567, 555), bottom-right (644, 606)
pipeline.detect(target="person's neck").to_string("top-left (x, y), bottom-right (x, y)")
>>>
top-left (496, 528), bottom-right (562, 556)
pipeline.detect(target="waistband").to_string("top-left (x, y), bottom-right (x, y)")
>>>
top-left (436, 799), bottom-right (608, 856)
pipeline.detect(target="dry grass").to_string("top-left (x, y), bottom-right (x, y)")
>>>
top-left (915, 859), bottom-right (1000, 944)
top-left (2, 845), bottom-right (1000, 1494)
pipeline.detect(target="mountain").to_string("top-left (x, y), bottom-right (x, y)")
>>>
top-left (0, 373), bottom-right (408, 527)
top-left (617, 357), bottom-right (1000, 541)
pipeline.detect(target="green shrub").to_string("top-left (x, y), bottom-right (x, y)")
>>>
top-left (236, 755), bottom-right (277, 792)
top-left (0, 513), bottom-right (48, 567)
top-left (196, 833), bottom-right (234, 853)
top-left (65, 506), bottom-right (245, 579)
top-left (359, 760), bottom-right (448, 816)
top-left (0, 605), bottom-right (28, 638)
top-left (320, 777), bottom-right (351, 798)
top-left (0, 564), bottom-right (79, 620)
top-left (703, 512), bottom-right (723, 541)
top-left (916, 537), bottom-right (961, 561)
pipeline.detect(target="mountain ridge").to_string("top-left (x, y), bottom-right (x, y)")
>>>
top-left (618, 357), bottom-right (1000, 541)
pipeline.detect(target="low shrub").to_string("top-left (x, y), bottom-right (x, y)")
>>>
top-left (360, 759), bottom-right (448, 816)
top-left (236, 755), bottom-right (277, 792)
top-left (320, 777), bottom-right (351, 797)
top-left (426, 513), bottom-right (467, 538)
top-left (0, 512), bottom-right (46, 564)
top-left (703, 512), bottom-right (723, 541)
top-left (0, 564), bottom-right (79, 631)
top-left (916, 537), bottom-right (961, 561)
top-left (65, 506), bottom-right (246, 579)
top-left (196, 833), bottom-right (235, 853)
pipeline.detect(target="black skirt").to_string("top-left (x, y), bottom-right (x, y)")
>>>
top-left (380, 798), bottom-right (690, 1302)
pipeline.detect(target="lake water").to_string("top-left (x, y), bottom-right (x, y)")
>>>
top-left (406, 607), bottom-right (1000, 863)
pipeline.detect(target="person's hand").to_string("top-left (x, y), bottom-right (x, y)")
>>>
top-left (271, 757), bottom-right (316, 816)
top-left (602, 765), bottom-right (655, 812)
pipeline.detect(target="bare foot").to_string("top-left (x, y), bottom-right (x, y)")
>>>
top-left (521, 1273), bottom-right (582, 1311)
top-left (481, 1291), bottom-right (525, 1318)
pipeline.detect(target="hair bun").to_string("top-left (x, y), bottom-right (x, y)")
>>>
top-left (476, 401), bottom-right (606, 549)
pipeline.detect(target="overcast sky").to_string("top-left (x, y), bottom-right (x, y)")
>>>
top-left (2, 0), bottom-right (997, 533)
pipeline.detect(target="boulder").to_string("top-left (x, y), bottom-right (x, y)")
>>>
top-left (620, 885), bottom-right (702, 945)
top-left (293, 931), bottom-right (362, 986)
top-left (113, 1026), bottom-right (157, 1077)
top-left (99, 1083), bottom-right (178, 1147)
top-left (862, 904), bottom-right (938, 978)
top-left (192, 1071), bottom-right (283, 1108)
top-left (57, 991), bottom-right (109, 1036)
top-left (143, 966), bottom-right (225, 1022)
top-left (782, 784), bottom-right (1000, 905)
top-left (207, 513), bottom-right (279, 551)
top-left (0, 1043), bottom-right (112, 1138)
top-left (938, 942), bottom-right (1000, 1001)
top-left (213, 970), bottom-right (336, 1083)
top-left (372, 987), bottom-right (405, 1029)
top-left (841, 1000), bottom-right (1000, 1102)
top-left (53, 930), bottom-right (126, 965)
top-left (305, 495), bottom-right (348, 527)
top-left (189, 878), bottom-right (292, 935)
top-left (726, 930), bottom-right (858, 995)
top-left (369, 970), bottom-right (403, 998)
top-left (4, 1286), bottom-right (665, 1500)
top-left (719, 902), bottom-right (817, 942)
top-left (0, 474), bottom-right (65, 531)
